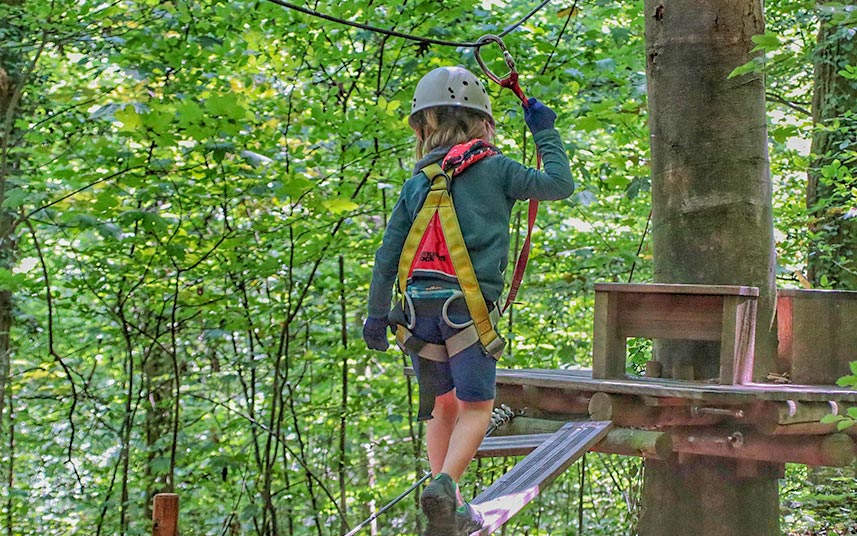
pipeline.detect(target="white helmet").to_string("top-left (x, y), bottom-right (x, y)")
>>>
top-left (409, 66), bottom-right (493, 128)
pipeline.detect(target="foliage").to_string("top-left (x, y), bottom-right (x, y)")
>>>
top-left (0, 0), bottom-right (853, 535)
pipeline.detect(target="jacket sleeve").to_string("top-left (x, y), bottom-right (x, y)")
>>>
top-left (501, 128), bottom-right (575, 201)
top-left (367, 187), bottom-right (414, 319)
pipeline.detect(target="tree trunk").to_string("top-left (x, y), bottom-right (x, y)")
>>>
top-left (641, 1), bottom-right (779, 534)
top-left (807, 0), bottom-right (857, 289)
top-left (805, 0), bottom-right (857, 486)
top-left (0, 20), bottom-right (18, 457)
top-left (0, 8), bottom-right (24, 530)
top-left (144, 348), bottom-right (175, 519)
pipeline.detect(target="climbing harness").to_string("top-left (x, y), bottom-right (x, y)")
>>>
top-left (394, 140), bottom-right (507, 367)
top-left (342, 405), bottom-right (518, 536)
top-left (475, 34), bottom-right (541, 314)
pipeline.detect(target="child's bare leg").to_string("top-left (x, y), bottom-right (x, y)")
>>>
top-left (426, 390), bottom-right (458, 475)
top-left (440, 398), bottom-right (494, 482)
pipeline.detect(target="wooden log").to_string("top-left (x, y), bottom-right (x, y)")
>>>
top-left (597, 427), bottom-right (673, 459)
top-left (669, 427), bottom-right (856, 467)
top-left (495, 384), bottom-right (591, 416)
top-left (588, 392), bottom-right (725, 427)
top-left (152, 493), bottom-right (178, 536)
top-left (750, 400), bottom-right (857, 436)
top-left (488, 417), bottom-right (672, 459)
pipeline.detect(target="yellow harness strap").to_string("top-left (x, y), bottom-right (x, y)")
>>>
top-left (396, 163), bottom-right (504, 357)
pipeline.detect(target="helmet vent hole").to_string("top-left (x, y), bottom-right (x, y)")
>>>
top-left (464, 96), bottom-right (469, 101)
top-left (448, 87), bottom-right (454, 93)
top-left (462, 81), bottom-right (469, 86)
top-left (450, 94), bottom-right (456, 99)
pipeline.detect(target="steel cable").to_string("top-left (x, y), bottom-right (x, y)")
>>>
top-left (262, 0), bottom-right (553, 48)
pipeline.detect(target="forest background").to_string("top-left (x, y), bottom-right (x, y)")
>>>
top-left (0, 0), bottom-right (855, 535)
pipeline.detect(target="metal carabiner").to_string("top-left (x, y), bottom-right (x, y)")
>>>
top-left (474, 34), bottom-right (517, 86)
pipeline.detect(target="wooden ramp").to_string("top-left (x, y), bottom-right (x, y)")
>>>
top-left (469, 421), bottom-right (612, 536)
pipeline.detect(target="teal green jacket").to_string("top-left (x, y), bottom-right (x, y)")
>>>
top-left (367, 128), bottom-right (574, 319)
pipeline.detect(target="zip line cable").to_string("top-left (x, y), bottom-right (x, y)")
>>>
top-left (262, 0), bottom-right (553, 48)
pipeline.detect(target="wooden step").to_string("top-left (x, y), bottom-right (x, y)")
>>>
top-left (469, 421), bottom-right (612, 535)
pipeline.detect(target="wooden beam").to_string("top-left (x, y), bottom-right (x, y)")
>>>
top-left (669, 427), bottom-right (856, 467)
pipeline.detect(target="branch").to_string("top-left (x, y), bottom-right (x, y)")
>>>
top-left (766, 91), bottom-right (811, 116)
top-left (23, 218), bottom-right (83, 489)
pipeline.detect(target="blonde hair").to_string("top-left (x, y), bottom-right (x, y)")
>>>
top-left (410, 106), bottom-right (495, 159)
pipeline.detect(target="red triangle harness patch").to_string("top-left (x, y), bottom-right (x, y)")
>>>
top-left (409, 213), bottom-right (456, 281)
top-left (407, 139), bottom-right (499, 284)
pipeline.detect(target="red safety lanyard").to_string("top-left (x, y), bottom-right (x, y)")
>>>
top-left (475, 35), bottom-right (540, 315)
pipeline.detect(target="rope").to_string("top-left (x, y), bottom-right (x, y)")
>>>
top-left (342, 405), bottom-right (518, 536)
top-left (261, 0), bottom-right (553, 48)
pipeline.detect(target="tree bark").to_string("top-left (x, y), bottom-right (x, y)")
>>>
top-left (641, 1), bottom-right (779, 534)
top-left (807, 0), bottom-right (857, 289)
top-left (646, 0), bottom-right (777, 382)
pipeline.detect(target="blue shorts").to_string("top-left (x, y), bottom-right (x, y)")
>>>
top-left (408, 299), bottom-right (497, 410)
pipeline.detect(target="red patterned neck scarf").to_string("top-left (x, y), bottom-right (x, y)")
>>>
top-left (441, 139), bottom-right (499, 176)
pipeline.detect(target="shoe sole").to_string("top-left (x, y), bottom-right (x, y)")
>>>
top-left (421, 493), bottom-right (456, 535)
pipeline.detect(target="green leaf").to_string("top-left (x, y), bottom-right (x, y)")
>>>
top-left (2, 188), bottom-right (29, 209)
top-left (728, 56), bottom-right (765, 79)
top-left (750, 32), bottom-right (781, 52)
top-left (322, 198), bottom-right (358, 214)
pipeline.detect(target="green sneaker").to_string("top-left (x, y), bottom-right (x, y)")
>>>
top-left (420, 473), bottom-right (457, 536)
top-left (456, 502), bottom-right (484, 535)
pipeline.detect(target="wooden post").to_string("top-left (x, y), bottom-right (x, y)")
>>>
top-left (592, 289), bottom-right (625, 378)
top-left (719, 295), bottom-right (757, 384)
top-left (153, 493), bottom-right (179, 536)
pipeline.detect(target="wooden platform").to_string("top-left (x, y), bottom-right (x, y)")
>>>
top-left (469, 421), bottom-right (612, 535)
top-left (495, 368), bottom-right (857, 403)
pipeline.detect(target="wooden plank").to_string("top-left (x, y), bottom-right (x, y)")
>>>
top-left (618, 293), bottom-right (724, 325)
top-left (492, 369), bottom-right (857, 403)
top-left (405, 367), bottom-right (857, 402)
top-left (618, 322), bottom-right (723, 342)
top-left (595, 282), bottom-right (759, 297)
top-left (469, 421), bottom-right (612, 535)
top-left (777, 289), bottom-right (857, 385)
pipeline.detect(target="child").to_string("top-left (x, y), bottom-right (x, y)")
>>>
top-left (363, 65), bottom-right (573, 535)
